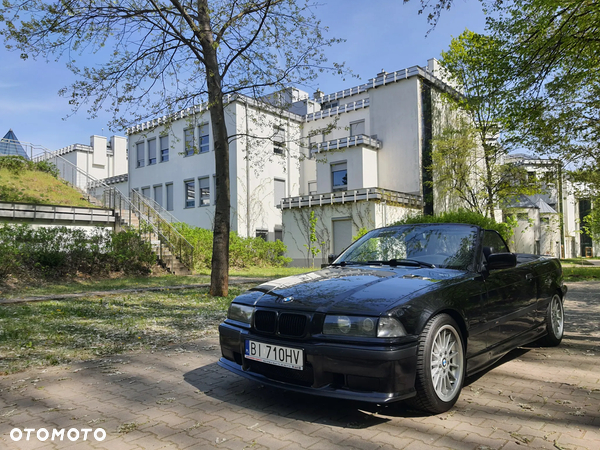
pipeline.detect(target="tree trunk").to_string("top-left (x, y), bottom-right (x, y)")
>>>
top-left (198, 0), bottom-right (230, 296)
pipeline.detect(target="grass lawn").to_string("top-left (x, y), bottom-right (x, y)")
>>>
top-left (0, 267), bottom-right (315, 299)
top-left (562, 266), bottom-right (600, 281)
top-left (0, 285), bottom-right (253, 375)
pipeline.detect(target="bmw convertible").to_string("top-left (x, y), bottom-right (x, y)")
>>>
top-left (218, 223), bottom-right (567, 413)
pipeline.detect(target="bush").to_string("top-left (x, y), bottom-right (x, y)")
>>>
top-left (0, 155), bottom-right (59, 178)
top-left (393, 209), bottom-right (514, 241)
top-left (110, 230), bottom-right (156, 274)
top-left (0, 224), bottom-right (154, 281)
top-left (174, 223), bottom-right (291, 270)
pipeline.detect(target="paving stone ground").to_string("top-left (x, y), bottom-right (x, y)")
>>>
top-left (1, 282), bottom-right (599, 450)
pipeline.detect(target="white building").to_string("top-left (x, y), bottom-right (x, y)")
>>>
top-left (33, 135), bottom-right (128, 195)
top-left (125, 59), bottom-right (593, 266)
top-left (126, 94), bottom-right (304, 242)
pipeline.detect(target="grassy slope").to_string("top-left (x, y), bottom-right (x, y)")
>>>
top-left (0, 168), bottom-right (93, 207)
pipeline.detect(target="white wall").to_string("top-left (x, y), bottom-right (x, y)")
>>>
top-left (128, 100), bottom-right (302, 238)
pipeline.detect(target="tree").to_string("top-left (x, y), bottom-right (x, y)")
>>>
top-left (0, 0), bottom-right (344, 295)
top-left (435, 30), bottom-right (537, 218)
top-left (408, 0), bottom-right (600, 179)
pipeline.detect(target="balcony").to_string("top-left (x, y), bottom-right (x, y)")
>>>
top-left (311, 135), bottom-right (381, 155)
top-left (279, 187), bottom-right (422, 209)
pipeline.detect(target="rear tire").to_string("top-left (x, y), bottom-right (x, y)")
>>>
top-left (538, 294), bottom-right (564, 346)
top-left (409, 314), bottom-right (465, 414)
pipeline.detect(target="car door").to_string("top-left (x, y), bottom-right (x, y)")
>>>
top-left (481, 230), bottom-right (537, 351)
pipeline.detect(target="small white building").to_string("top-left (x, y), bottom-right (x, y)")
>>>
top-left (33, 135), bottom-right (128, 195)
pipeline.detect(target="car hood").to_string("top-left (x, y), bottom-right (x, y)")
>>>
top-left (244, 266), bottom-right (465, 315)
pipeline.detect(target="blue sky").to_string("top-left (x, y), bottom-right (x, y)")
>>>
top-left (0, 0), bottom-right (486, 152)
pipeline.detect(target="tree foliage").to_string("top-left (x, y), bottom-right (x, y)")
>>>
top-left (0, 0), bottom-right (344, 296)
top-left (434, 30), bottom-right (537, 217)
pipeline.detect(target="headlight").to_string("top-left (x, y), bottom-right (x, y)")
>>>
top-left (377, 317), bottom-right (406, 337)
top-left (227, 304), bottom-right (254, 324)
top-left (323, 315), bottom-right (377, 337)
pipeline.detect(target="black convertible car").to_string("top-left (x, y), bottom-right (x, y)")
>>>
top-left (218, 223), bottom-right (567, 413)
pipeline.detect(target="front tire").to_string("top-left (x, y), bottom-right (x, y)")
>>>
top-left (538, 294), bottom-right (564, 346)
top-left (410, 314), bottom-right (465, 414)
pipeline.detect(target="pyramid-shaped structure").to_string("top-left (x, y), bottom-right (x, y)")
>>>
top-left (0, 129), bottom-right (29, 159)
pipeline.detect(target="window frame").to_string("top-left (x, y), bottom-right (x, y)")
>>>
top-left (147, 138), bottom-right (157, 165)
top-left (136, 142), bottom-right (145, 168)
top-left (184, 128), bottom-right (195, 156)
top-left (331, 162), bottom-right (348, 192)
top-left (198, 176), bottom-right (210, 206)
top-left (160, 135), bottom-right (169, 162)
top-left (184, 179), bottom-right (195, 208)
top-left (198, 123), bottom-right (210, 154)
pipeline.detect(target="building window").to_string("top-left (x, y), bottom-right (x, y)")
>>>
top-left (199, 123), bottom-right (210, 153)
top-left (154, 184), bottom-right (163, 207)
top-left (199, 176), bottom-right (210, 206)
top-left (274, 226), bottom-right (283, 242)
top-left (166, 183), bottom-right (174, 211)
top-left (273, 126), bottom-right (285, 155)
top-left (256, 229), bottom-right (268, 241)
top-left (274, 178), bottom-right (286, 207)
top-left (148, 138), bottom-right (157, 165)
top-left (184, 179), bottom-right (195, 208)
top-left (141, 186), bottom-right (150, 199)
top-left (136, 142), bottom-right (145, 168)
top-left (184, 128), bottom-right (194, 156)
top-left (308, 181), bottom-right (317, 195)
top-left (160, 136), bottom-right (169, 162)
top-left (350, 120), bottom-right (365, 137)
top-left (331, 162), bottom-right (347, 191)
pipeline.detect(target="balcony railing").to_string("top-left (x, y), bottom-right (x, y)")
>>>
top-left (311, 135), bottom-right (381, 155)
top-left (280, 187), bottom-right (422, 209)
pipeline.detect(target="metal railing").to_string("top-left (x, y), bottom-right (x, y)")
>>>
top-left (1, 138), bottom-right (195, 272)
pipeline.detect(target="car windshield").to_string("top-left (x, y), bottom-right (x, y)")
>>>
top-left (336, 224), bottom-right (478, 270)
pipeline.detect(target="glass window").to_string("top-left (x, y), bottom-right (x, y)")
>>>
top-left (274, 126), bottom-right (285, 155)
top-left (274, 226), bottom-right (283, 242)
top-left (350, 120), bottom-right (365, 137)
top-left (482, 230), bottom-right (510, 255)
top-left (148, 138), bottom-right (157, 165)
top-left (136, 142), bottom-right (145, 168)
top-left (199, 123), bottom-right (209, 153)
top-left (184, 128), bottom-right (194, 156)
top-left (184, 180), bottom-right (195, 208)
top-left (160, 136), bottom-right (169, 162)
top-left (331, 162), bottom-right (347, 191)
top-left (199, 177), bottom-right (210, 206)
top-left (256, 229), bottom-right (268, 241)
top-left (166, 183), bottom-right (174, 211)
top-left (274, 178), bottom-right (286, 207)
top-left (141, 186), bottom-right (150, 198)
top-left (154, 185), bottom-right (163, 207)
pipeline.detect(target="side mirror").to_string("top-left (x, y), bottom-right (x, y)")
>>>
top-left (328, 254), bottom-right (338, 264)
top-left (487, 252), bottom-right (517, 270)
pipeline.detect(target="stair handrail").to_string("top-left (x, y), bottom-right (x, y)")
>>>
top-left (127, 189), bottom-right (195, 270)
top-left (8, 139), bottom-right (195, 272)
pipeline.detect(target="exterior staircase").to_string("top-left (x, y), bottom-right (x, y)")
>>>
top-left (108, 189), bottom-right (194, 276)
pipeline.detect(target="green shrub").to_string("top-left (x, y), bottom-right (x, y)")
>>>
top-left (393, 209), bottom-right (514, 241)
top-left (174, 223), bottom-right (291, 271)
top-left (0, 224), bottom-right (154, 280)
top-left (110, 230), bottom-right (156, 275)
top-left (0, 155), bottom-right (59, 178)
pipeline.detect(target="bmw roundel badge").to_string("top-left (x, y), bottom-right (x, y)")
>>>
top-left (282, 296), bottom-right (294, 303)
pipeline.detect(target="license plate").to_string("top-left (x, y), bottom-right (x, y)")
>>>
top-left (245, 340), bottom-right (303, 370)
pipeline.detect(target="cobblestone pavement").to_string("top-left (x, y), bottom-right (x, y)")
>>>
top-left (1, 282), bottom-right (599, 450)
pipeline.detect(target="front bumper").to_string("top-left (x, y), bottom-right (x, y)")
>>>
top-left (218, 322), bottom-right (418, 403)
